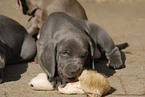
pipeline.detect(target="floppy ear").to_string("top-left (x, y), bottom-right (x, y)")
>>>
top-left (40, 42), bottom-right (57, 79)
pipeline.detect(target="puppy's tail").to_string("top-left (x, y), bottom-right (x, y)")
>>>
top-left (116, 42), bottom-right (129, 50)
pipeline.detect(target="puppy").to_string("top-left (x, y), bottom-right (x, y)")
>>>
top-left (18, 0), bottom-right (88, 36)
top-left (0, 14), bottom-right (36, 83)
top-left (37, 12), bottom-right (128, 88)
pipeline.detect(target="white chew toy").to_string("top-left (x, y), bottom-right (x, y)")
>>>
top-left (29, 70), bottom-right (110, 96)
top-left (28, 73), bottom-right (54, 90)
top-left (58, 82), bottom-right (85, 94)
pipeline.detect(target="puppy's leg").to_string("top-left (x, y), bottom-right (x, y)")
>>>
top-left (27, 9), bottom-right (42, 38)
top-left (98, 34), bottom-right (122, 69)
top-left (84, 22), bottom-right (123, 69)
top-left (0, 45), bottom-right (6, 83)
top-left (27, 17), bottom-right (39, 36)
top-left (106, 47), bottom-right (122, 69)
top-left (20, 34), bottom-right (36, 62)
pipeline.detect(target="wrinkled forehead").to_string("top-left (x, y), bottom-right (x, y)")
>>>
top-left (58, 38), bottom-right (88, 52)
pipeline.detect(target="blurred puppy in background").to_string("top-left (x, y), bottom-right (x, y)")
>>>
top-left (17, 0), bottom-right (88, 38)
top-left (0, 14), bottom-right (36, 83)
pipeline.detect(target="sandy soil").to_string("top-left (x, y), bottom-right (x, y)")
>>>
top-left (0, 0), bottom-right (145, 97)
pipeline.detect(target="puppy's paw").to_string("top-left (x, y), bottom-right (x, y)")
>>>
top-left (29, 73), bottom-right (54, 91)
top-left (106, 47), bottom-right (123, 69)
top-left (107, 58), bottom-right (123, 69)
top-left (58, 82), bottom-right (85, 95)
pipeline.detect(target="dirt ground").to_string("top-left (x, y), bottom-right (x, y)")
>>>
top-left (0, 0), bottom-right (145, 97)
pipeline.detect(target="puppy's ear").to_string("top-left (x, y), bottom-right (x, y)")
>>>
top-left (40, 42), bottom-right (57, 79)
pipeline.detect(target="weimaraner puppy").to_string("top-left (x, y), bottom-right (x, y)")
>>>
top-left (38, 12), bottom-right (128, 88)
top-left (0, 14), bottom-right (36, 83)
top-left (18, 0), bottom-right (87, 37)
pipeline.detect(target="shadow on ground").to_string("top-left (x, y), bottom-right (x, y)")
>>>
top-left (94, 51), bottom-right (127, 95)
top-left (3, 63), bottom-right (28, 82)
top-left (94, 51), bottom-right (127, 77)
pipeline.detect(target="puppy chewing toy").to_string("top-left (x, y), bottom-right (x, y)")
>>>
top-left (29, 70), bottom-right (110, 97)
top-left (58, 70), bottom-right (110, 97)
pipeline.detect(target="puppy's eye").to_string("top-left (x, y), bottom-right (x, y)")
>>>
top-left (61, 51), bottom-right (69, 56)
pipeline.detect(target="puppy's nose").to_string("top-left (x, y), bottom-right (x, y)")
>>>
top-left (70, 65), bottom-right (81, 75)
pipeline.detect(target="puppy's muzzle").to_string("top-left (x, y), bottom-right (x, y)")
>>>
top-left (64, 64), bottom-right (83, 82)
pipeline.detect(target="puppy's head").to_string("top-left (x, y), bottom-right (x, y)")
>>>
top-left (40, 28), bottom-right (95, 83)
top-left (56, 37), bottom-right (90, 82)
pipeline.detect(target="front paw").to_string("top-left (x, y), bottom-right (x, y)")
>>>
top-left (50, 76), bottom-right (66, 89)
top-left (29, 73), bottom-right (54, 90)
top-left (106, 47), bottom-right (123, 69)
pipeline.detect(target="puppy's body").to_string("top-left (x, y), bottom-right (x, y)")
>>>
top-left (0, 14), bottom-right (36, 83)
top-left (38, 12), bottom-right (126, 88)
top-left (18, 0), bottom-right (87, 36)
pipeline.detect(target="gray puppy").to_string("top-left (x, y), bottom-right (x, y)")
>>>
top-left (18, 0), bottom-right (87, 36)
top-left (38, 12), bottom-right (128, 88)
top-left (0, 14), bottom-right (36, 83)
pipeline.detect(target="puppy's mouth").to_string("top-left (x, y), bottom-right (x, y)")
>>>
top-left (65, 72), bottom-right (82, 82)
top-left (66, 76), bottom-right (79, 82)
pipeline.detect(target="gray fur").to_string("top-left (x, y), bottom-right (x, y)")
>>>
top-left (18, 0), bottom-right (87, 36)
top-left (38, 12), bottom-right (123, 88)
top-left (0, 14), bottom-right (36, 83)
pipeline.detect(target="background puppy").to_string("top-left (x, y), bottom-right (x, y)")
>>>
top-left (0, 14), bottom-right (36, 83)
top-left (18, 0), bottom-right (88, 37)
